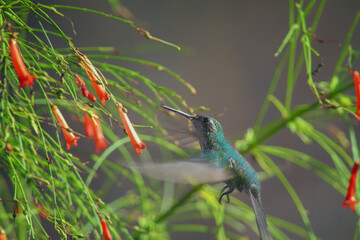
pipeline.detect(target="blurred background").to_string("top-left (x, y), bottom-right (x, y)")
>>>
top-left (36, 1), bottom-right (360, 239)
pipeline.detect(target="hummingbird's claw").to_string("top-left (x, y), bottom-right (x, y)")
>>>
top-left (218, 182), bottom-right (235, 204)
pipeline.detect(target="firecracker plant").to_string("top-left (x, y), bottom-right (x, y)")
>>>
top-left (1, 1), bottom-right (360, 239)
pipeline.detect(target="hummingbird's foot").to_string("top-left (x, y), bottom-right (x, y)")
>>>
top-left (218, 183), bottom-right (235, 204)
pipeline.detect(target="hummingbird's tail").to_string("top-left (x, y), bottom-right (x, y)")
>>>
top-left (247, 189), bottom-right (272, 240)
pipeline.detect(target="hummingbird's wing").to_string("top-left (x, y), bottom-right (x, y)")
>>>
top-left (246, 189), bottom-right (272, 240)
top-left (130, 160), bottom-right (232, 184)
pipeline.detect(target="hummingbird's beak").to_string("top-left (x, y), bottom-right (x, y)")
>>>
top-left (162, 105), bottom-right (194, 120)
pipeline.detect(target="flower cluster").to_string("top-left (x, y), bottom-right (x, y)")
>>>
top-left (9, 37), bottom-right (147, 154)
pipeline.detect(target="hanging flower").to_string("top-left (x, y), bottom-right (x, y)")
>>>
top-left (87, 69), bottom-right (109, 106)
top-left (100, 218), bottom-right (113, 240)
top-left (76, 50), bottom-right (109, 105)
top-left (80, 62), bottom-right (109, 106)
top-left (9, 35), bottom-right (36, 88)
top-left (343, 160), bottom-right (359, 211)
top-left (352, 70), bottom-right (360, 120)
top-left (93, 116), bottom-right (108, 154)
top-left (84, 112), bottom-right (94, 137)
top-left (51, 105), bottom-right (80, 150)
top-left (84, 110), bottom-right (108, 153)
top-left (116, 103), bottom-right (146, 154)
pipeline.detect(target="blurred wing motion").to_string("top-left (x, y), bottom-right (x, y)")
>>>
top-left (130, 160), bottom-right (232, 184)
top-left (246, 189), bottom-right (272, 240)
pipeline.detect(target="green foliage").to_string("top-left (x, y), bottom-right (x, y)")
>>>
top-left (1, 0), bottom-right (360, 239)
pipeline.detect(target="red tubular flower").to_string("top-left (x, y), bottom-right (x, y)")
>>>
top-left (100, 218), bottom-right (113, 240)
top-left (84, 66), bottom-right (109, 106)
top-left (93, 116), bottom-right (108, 154)
top-left (84, 112), bottom-right (94, 137)
top-left (78, 53), bottom-right (109, 105)
top-left (9, 35), bottom-right (36, 88)
top-left (84, 110), bottom-right (108, 153)
top-left (352, 70), bottom-right (360, 120)
top-left (116, 103), bottom-right (146, 154)
top-left (51, 105), bottom-right (80, 150)
top-left (343, 160), bottom-right (359, 211)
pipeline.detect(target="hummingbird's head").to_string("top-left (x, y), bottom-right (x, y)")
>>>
top-left (190, 115), bottom-right (223, 137)
top-left (162, 105), bottom-right (224, 143)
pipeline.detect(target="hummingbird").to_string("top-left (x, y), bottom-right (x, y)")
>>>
top-left (135, 105), bottom-right (272, 240)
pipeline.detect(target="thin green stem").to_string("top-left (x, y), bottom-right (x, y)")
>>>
top-left (254, 151), bottom-right (316, 240)
top-left (155, 184), bottom-right (204, 223)
top-left (244, 81), bottom-right (354, 154)
top-left (345, 113), bottom-right (359, 161)
top-left (254, 49), bottom-right (289, 129)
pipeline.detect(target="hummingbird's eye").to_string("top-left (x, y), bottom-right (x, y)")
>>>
top-left (203, 117), bottom-right (210, 123)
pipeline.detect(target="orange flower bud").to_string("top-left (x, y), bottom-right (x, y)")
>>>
top-left (116, 103), bottom-right (146, 154)
top-left (74, 75), bottom-right (86, 87)
top-left (185, 82), bottom-right (197, 95)
top-left (51, 105), bottom-right (80, 150)
top-left (9, 35), bottom-right (36, 88)
top-left (81, 86), bottom-right (89, 97)
top-left (75, 75), bottom-right (97, 102)
top-left (87, 92), bottom-right (97, 102)
top-left (5, 143), bottom-right (12, 153)
top-left (100, 218), bottom-right (112, 240)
